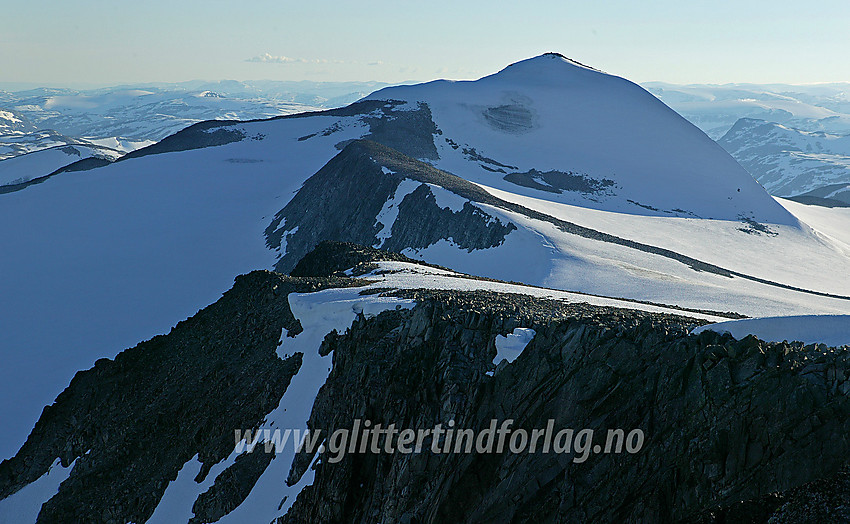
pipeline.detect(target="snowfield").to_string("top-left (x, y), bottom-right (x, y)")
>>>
top-left (776, 196), bottom-right (850, 251)
top-left (0, 115), bottom-right (368, 459)
top-left (367, 55), bottom-right (797, 226)
top-left (0, 459), bottom-right (75, 523)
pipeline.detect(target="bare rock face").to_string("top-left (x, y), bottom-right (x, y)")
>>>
top-left (276, 286), bottom-right (850, 523)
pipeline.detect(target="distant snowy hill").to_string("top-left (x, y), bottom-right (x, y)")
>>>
top-left (0, 144), bottom-right (121, 188)
top-left (3, 52), bottom-right (850, 493)
top-left (644, 82), bottom-right (850, 140)
top-left (718, 118), bottom-right (850, 196)
top-left (0, 81), bottom-right (389, 161)
top-left (644, 82), bottom-right (850, 204)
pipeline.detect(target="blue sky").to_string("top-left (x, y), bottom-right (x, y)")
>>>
top-left (2, 0), bottom-right (849, 86)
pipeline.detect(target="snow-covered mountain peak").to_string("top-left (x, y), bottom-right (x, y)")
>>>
top-left (365, 54), bottom-right (798, 226)
top-left (484, 52), bottom-right (607, 85)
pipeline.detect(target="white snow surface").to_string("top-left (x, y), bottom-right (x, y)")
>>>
top-left (426, 183), bottom-right (468, 212)
top-left (693, 315), bottom-right (850, 347)
top-left (147, 455), bottom-right (237, 524)
top-left (358, 261), bottom-right (728, 322)
top-left (0, 117), bottom-right (367, 460)
top-left (85, 136), bottom-right (156, 153)
top-left (474, 183), bottom-right (850, 301)
top-left (776, 197), bottom-right (850, 252)
top-left (374, 179), bottom-right (420, 247)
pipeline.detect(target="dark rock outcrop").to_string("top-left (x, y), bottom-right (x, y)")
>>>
top-left (289, 241), bottom-right (449, 278)
top-left (278, 290), bottom-right (850, 523)
top-left (265, 140), bottom-right (516, 273)
top-left (503, 168), bottom-right (615, 195)
top-left (355, 101), bottom-right (440, 160)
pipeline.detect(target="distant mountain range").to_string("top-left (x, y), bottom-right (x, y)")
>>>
top-left (643, 82), bottom-right (850, 140)
top-left (717, 118), bottom-right (850, 197)
top-left (0, 80), bottom-right (391, 160)
top-left (646, 82), bottom-right (850, 199)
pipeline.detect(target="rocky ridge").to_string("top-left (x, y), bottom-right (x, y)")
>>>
top-left (2, 243), bottom-right (850, 522)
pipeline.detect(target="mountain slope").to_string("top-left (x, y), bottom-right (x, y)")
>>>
top-left (268, 140), bottom-right (850, 313)
top-left (3, 52), bottom-right (850, 466)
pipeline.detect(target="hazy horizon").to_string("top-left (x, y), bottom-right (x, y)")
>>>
top-left (1, 71), bottom-right (849, 95)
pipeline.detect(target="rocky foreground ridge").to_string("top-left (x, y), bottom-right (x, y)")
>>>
top-left (2, 243), bottom-right (850, 523)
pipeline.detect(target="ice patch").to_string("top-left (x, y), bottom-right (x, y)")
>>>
top-left (277, 225), bottom-right (299, 256)
top-left (148, 454), bottom-right (238, 524)
top-left (493, 327), bottom-right (537, 365)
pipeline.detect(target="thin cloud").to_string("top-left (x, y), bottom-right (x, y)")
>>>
top-left (246, 53), bottom-right (301, 64)
top-left (246, 53), bottom-right (348, 65)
